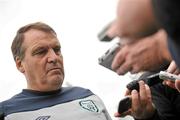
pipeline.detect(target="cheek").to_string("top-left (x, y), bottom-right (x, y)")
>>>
top-left (35, 62), bottom-right (46, 76)
top-left (25, 60), bottom-right (45, 77)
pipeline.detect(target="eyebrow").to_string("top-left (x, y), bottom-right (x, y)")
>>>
top-left (31, 43), bottom-right (61, 53)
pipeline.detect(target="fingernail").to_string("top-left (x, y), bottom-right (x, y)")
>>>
top-left (111, 65), bottom-right (115, 70)
top-left (130, 69), bottom-right (137, 74)
top-left (114, 112), bottom-right (120, 117)
top-left (132, 90), bottom-right (138, 94)
top-left (139, 80), bottom-right (144, 85)
top-left (145, 84), bottom-right (150, 89)
top-left (162, 81), bottom-right (166, 85)
top-left (117, 69), bottom-right (123, 75)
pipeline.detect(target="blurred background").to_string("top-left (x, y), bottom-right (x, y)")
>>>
top-left (0, 0), bottom-right (134, 119)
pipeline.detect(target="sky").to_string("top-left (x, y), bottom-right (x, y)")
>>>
top-left (0, 0), bottom-right (135, 119)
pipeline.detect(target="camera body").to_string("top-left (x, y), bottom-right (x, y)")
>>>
top-left (118, 96), bottom-right (132, 114)
top-left (98, 43), bottom-right (120, 71)
top-left (159, 71), bottom-right (180, 82)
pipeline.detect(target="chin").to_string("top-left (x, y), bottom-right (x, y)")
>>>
top-left (49, 76), bottom-right (64, 85)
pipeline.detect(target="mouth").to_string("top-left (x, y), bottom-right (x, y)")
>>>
top-left (47, 67), bottom-right (63, 74)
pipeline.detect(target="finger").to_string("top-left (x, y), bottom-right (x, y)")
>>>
top-left (145, 84), bottom-right (156, 116)
top-left (165, 81), bottom-right (176, 89)
top-left (175, 80), bottom-right (180, 92)
top-left (163, 80), bottom-right (171, 86)
top-left (115, 109), bottom-right (131, 117)
top-left (114, 112), bottom-right (120, 117)
top-left (139, 81), bottom-right (147, 106)
top-left (145, 84), bottom-right (152, 102)
top-left (116, 61), bottom-right (132, 75)
top-left (167, 61), bottom-right (177, 73)
top-left (111, 47), bottom-right (126, 70)
top-left (120, 37), bottom-right (135, 44)
top-left (106, 20), bottom-right (119, 38)
top-left (130, 64), bottom-right (141, 74)
top-left (162, 80), bottom-right (167, 85)
top-left (131, 90), bottom-right (140, 112)
top-left (174, 69), bottom-right (180, 75)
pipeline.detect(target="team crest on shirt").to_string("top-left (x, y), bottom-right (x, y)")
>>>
top-left (35, 116), bottom-right (50, 120)
top-left (79, 100), bottom-right (99, 112)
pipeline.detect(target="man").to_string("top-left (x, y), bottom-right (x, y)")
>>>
top-left (0, 22), bottom-right (112, 120)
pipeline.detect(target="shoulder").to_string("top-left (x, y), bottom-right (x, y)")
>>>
top-left (0, 93), bottom-right (23, 119)
top-left (0, 92), bottom-right (25, 105)
top-left (0, 102), bottom-right (4, 119)
top-left (0, 88), bottom-right (95, 117)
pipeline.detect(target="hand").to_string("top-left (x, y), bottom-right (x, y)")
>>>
top-left (111, 30), bottom-right (171, 75)
top-left (107, 0), bottom-right (159, 41)
top-left (163, 61), bottom-right (180, 92)
top-left (115, 81), bottom-right (155, 119)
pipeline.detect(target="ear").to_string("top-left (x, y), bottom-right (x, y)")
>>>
top-left (15, 57), bottom-right (25, 73)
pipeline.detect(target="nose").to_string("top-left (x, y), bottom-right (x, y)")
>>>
top-left (47, 49), bottom-right (58, 64)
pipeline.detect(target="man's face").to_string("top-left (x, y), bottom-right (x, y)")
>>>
top-left (19, 29), bottom-right (64, 91)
